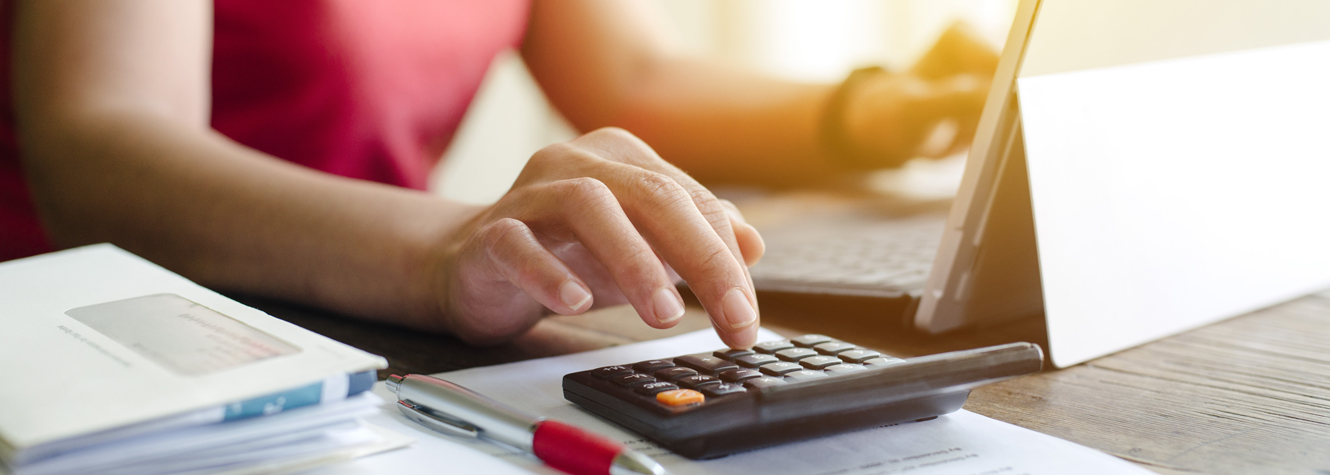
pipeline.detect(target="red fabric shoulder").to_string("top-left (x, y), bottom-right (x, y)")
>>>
top-left (211, 0), bottom-right (530, 190)
top-left (0, 0), bottom-right (529, 261)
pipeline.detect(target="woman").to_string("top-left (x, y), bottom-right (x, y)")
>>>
top-left (0, 0), bottom-right (996, 349)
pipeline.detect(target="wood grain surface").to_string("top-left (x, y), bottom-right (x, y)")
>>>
top-left (963, 292), bottom-right (1330, 475)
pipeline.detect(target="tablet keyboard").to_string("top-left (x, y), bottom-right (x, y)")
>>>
top-left (749, 214), bottom-right (945, 297)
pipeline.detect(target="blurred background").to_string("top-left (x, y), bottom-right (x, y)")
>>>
top-left (430, 0), bottom-right (1018, 204)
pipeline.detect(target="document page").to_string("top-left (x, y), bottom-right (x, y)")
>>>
top-left (329, 329), bottom-right (1153, 475)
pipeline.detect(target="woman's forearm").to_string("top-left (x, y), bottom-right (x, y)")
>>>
top-left (520, 0), bottom-right (840, 186)
top-left (522, 2), bottom-right (997, 186)
top-left (21, 111), bottom-right (477, 328)
top-left (11, 0), bottom-right (476, 327)
top-left (610, 58), bottom-right (837, 185)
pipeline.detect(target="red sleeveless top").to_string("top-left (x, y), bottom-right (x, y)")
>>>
top-left (0, 0), bottom-right (529, 262)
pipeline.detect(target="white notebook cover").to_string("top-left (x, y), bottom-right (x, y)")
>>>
top-left (0, 244), bottom-right (388, 458)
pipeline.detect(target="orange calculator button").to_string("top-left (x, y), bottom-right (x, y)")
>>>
top-left (656, 389), bottom-right (704, 406)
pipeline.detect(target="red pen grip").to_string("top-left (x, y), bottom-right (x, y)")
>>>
top-left (532, 420), bottom-right (623, 475)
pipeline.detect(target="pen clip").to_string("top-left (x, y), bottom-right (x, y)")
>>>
top-left (396, 399), bottom-right (480, 439)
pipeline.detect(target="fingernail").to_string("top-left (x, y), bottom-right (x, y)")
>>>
top-left (721, 288), bottom-right (757, 330)
top-left (653, 287), bottom-right (685, 324)
top-left (560, 281), bottom-right (592, 311)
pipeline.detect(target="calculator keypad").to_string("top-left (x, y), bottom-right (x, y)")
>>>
top-left (585, 335), bottom-right (903, 410)
top-left (636, 381), bottom-right (679, 395)
top-left (654, 366), bottom-right (698, 381)
top-left (754, 340), bottom-right (795, 353)
top-left (677, 374), bottom-right (720, 389)
top-left (798, 355), bottom-right (842, 370)
top-left (718, 368), bottom-right (762, 382)
top-left (783, 369), bottom-right (830, 382)
top-left (814, 342), bottom-right (857, 355)
top-left (736, 354), bottom-right (780, 368)
top-left (675, 354), bottom-right (739, 374)
top-left (824, 364), bottom-right (867, 375)
top-left (634, 359), bottom-right (676, 373)
top-left (863, 357), bottom-right (906, 368)
top-left (775, 348), bottom-right (818, 361)
top-left (656, 389), bottom-right (705, 406)
top-left (592, 365), bottom-right (633, 378)
top-left (713, 349), bottom-right (754, 360)
top-left (758, 362), bottom-right (803, 376)
top-left (613, 373), bottom-right (656, 387)
top-left (837, 349), bottom-right (882, 363)
top-left (743, 376), bottom-right (788, 390)
top-left (701, 383), bottom-right (746, 397)
top-left (790, 334), bottom-right (833, 347)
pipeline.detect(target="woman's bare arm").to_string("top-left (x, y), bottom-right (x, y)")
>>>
top-left (522, 0), bottom-right (996, 185)
top-left (13, 0), bottom-right (765, 348)
top-left (14, 0), bottom-right (468, 325)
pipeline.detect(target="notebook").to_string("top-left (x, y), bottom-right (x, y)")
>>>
top-left (0, 244), bottom-right (399, 474)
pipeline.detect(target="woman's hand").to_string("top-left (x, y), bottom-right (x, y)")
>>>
top-left (840, 22), bottom-right (999, 165)
top-left (909, 22), bottom-right (1001, 82)
top-left (430, 128), bottom-right (765, 349)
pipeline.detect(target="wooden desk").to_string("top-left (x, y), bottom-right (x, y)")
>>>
top-left (239, 288), bottom-right (1330, 475)
top-left (755, 290), bottom-right (1330, 475)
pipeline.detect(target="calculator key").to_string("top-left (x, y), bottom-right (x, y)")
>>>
top-left (591, 365), bottom-right (633, 379)
top-left (654, 366), bottom-right (698, 381)
top-left (824, 364), bottom-right (867, 375)
top-left (635, 381), bottom-right (679, 396)
top-left (713, 348), bottom-right (754, 360)
top-left (754, 340), bottom-right (795, 354)
top-left (862, 357), bottom-right (906, 368)
top-left (790, 334), bottom-right (833, 348)
top-left (759, 362), bottom-right (803, 376)
top-left (717, 368), bottom-right (762, 383)
top-left (633, 359), bottom-right (675, 373)
top-left (783, 370), bottom-right (831, 383)
top-left (612, 373), bottom-right (657, 387)
top-left (656, 389), bottom-right (705, 406)
top-left (701, 383), bottom-right (747, 397)
top-left (742, 376), bottom-right (788, 390)
top-left (799, 355), bottom-right (843, 370)
top-left (675, 354), bottom-right (739, 374)
top-left (775, 348), bottom-right (818, 362)
top-left (676, 374), bottom-right (721, 389)
top-left (735, 354), bottom-right (781, 368)
top-left (813, 342), bottom-right (857, 355)
top-left (836, 349), bottom-right (883, 363)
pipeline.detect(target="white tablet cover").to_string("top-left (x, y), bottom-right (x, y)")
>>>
top-left (1017, 0), bottom-right (1330, 366)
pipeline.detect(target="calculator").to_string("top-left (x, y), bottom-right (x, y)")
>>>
top-left (562, 335), bottom-right (1043, 459)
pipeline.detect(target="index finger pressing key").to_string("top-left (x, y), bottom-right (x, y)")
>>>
top-left (603, 165), bottom-right (760, 349)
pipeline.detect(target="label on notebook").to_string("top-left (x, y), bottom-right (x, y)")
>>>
top-left (223, 381), bottom-right (323, 421)
top-left (65, 293), bottom-right (301, 376)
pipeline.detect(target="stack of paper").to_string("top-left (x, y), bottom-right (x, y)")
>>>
top-left (336, 329), bottom-right (1158, 475)
top-left (0, 245), bottom-right (407, 475)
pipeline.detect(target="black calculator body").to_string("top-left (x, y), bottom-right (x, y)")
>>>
top-left (563, 335), bottom-right (1043, 459)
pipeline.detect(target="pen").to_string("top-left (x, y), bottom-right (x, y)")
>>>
top-left (385, 374), bottom-right (668, 475)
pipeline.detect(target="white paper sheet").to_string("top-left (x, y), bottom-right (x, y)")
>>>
top-left (319, 329), bottom-right (1155, 475)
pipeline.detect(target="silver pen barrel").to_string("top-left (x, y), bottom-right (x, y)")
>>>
top-left (387, 374), bottom-right (541, 450)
